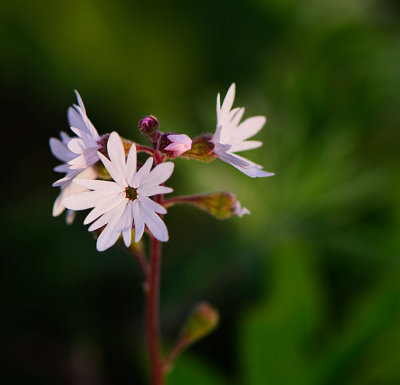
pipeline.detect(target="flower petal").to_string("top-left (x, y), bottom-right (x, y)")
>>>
top-left (50, 138), bottom-right (73, 162)
top-left (236, 116), bottom-right (266, 140)
top-left (96, 202), bottom-right (127, 251)
top-left (107, 132), bottom-right (127, 184)
top-left (220, 83), bottom-right (236, 122)
top-left (126, 143), bottom-right (137, 186)
top-left (132, 157), bottom-right (153, 188)
top-left (73, 179), bottom-right (124, 193)
top-left (230, 140), bottom-right (262, 153)
top-left (97, 151), bottom-right (126, 187)
top-left (83, 192), bottom-right (126, 224)
top-left (63, 190), bottom-right (113, 210)
top-left (141, 162), bottom-right (174, 188)
top-left (133, 199), bottom-right (145, 242)
top-left (121, 201), bottom-right (134, 247)
top-left (138, 195), bottom-right (167, 214)
top-left (144, 211), bottom-right (169, 242)
top-left (137, 185), bottom-right (173, 197)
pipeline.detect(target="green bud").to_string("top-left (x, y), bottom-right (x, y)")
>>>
top-left (181, 303), bottom-right (219, 344)
top-left (164, 192), bottom-right (239, 219)
top-left (180, 134), bottom-right (216, 162)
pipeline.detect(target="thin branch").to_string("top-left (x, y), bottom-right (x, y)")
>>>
top-left (163, 337), bottom-right (189, 373)
top-left (136, 144), bottom-right (154, 155)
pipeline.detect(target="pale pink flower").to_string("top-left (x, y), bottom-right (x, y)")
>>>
top-left (63, 132), bottom-right (174, 252)
top-left (50, 131), bottom-right (97, 223)
top-left (212, 83), bottom-right (274, 178)
top-left (53, 91), bottom-right (102, 188)
top-left (164, 134), bottom-right (192, 157)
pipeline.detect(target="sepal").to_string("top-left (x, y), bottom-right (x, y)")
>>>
top-left (180, 134), bottom-right (216, 162)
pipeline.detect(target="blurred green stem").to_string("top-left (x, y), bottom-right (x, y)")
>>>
top-left (163, 337), bottom-right (189, 373)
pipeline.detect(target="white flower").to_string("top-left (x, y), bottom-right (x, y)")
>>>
top-left (63, 132), bottom-right (174, 252)
top-left (53, 91), bottom-right (102, 187)
top-left (234, 201), bottom-right (250, 218)
top-left (212, 83), bottom-right (274, 178)
top-left (50, 131), bottom-right (97, 223)
top-left (164, 134), bottom-right (192, 157)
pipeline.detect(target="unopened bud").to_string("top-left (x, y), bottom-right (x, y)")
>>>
top-left (180, 134), bottom-right (216, 162)
top-left (139, 115), bottom-right (160, 138)
top-left (181, 303), bottom-right (219, 344)
top-left (159, 133), bottom-right (192, 159)
top-left (164, 192), bottom-right (249, 219)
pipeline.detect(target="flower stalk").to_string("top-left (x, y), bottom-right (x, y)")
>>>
top-left (147, 234), bottom-right (163, 385)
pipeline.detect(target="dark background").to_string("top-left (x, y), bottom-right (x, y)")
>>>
top-left (1, 0), bottom-right (400, 384)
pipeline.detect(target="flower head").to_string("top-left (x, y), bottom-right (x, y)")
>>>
top-left (53, 91), bottom-right (102, 187)
top-left (160, 133), bottom-right (192, 158)
top-left (63, 132), bottom-right (174, 251)
top-left (212, 84), bottom-right (274, 178)
top-left (50, 131), bottom-right (97, 223)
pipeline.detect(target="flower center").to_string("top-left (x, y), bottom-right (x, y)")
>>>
top-left (125, 186), bottom-right (138, 200)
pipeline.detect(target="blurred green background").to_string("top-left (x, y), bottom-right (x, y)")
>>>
top-left (1, 0), bottom-right (400, 384)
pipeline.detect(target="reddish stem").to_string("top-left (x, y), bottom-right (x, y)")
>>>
top-left (136, 144), bottom-right (154, 155)
top-left (147, 235), bottom-right (163, 385)
top-left (146, 149), bottom-right (165, 385)
top-left (163, 195), bottom-right (201, 208)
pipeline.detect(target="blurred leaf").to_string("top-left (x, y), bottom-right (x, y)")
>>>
top-left (239, 239), bottom-right (323, 385)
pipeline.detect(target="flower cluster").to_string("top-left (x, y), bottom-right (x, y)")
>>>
top-left (50, 84), bottom-right (274, 251)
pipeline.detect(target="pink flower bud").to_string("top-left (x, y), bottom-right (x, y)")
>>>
top-left (159, 133), bottom-right (192, 158)
top-left (139, 115), bottom-right (160, 137)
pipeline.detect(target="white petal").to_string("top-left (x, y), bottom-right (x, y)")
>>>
top-left (74, 90), bottom-right (86, 113)
top-left (138, 195), bottom-right (167, 214)
top-left (236, 116), bottom-right (266, 140)
top-left (132, 157), bottom-right (153, 188)
top-left (142, 162), bottom-right (174, 188)
top-left (95, 202), bottom-right (127, 251)
top-left (220, 83), bottom-right (236, 121)
top-left (137, 185), bottom-right (173, 197)
top-left (235, 201), bottom-right (251, 217)
top-left (88, 208), bottom-right (116, 232)
top-left (133, 199), bottom-right (145, 242)
top-left (216, 92), bottom-right (221, 121)
top-left (54, 164), bottom-right (70, 173)
top-left (60, 131), bottom-right (71, 144)
top-left (68, 106), bottom-right (89, 135)
top-left (107, 132), bottom-right (127, 183)
top-left (97, 151), bottom-right (126, 187)
top-left (52, 169), bottom-right (81, 187)
top-left (230, 140), bottom-right (262, 153)
top-left (63, 190), bottom-right (115, 210)
top-left (144, 211), bottom-right (169, 242)
top-left (50, 137), bottom-right (73, 162)
top-left (83, 192), bottom-right (126, 224)
top-left (74, 179), bottom-right (124, 193)
top-left (214, 146), bottom-right (249, 168)
top-left (126, 143), bottom-right (137, 186)
top-left (230, 107), bottom-right (245, 127)
top-left (52, 192), bottom-right (66, 217)
top-left (121, 201), bottom-right (134, 247)
top-left (67, 138), bottom-right (85, 154)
